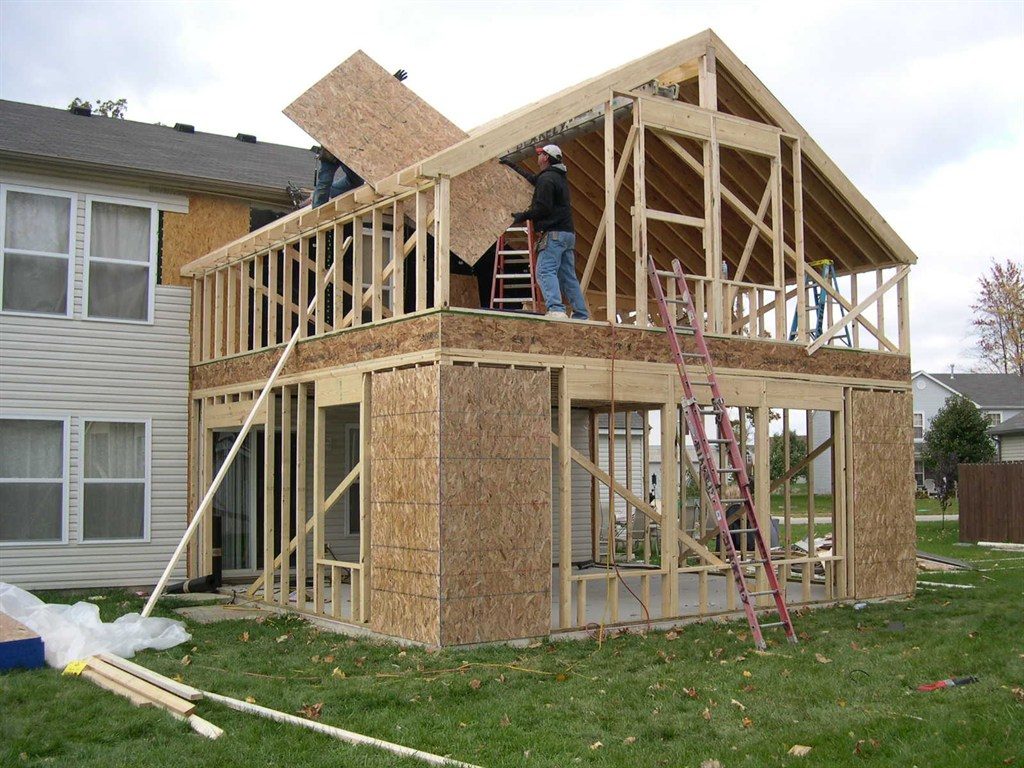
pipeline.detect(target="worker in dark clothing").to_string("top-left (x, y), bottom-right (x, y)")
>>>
top-left (509, 144), bottom-right (589, 320)
top-left (312, 147), bottom-right (362, 207)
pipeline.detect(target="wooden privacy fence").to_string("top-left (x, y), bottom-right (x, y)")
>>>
top-left (958, 462), bottom-right (1024, 544)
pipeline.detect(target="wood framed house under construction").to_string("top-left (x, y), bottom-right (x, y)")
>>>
top-left (178, 29), bottom-right (916, 646)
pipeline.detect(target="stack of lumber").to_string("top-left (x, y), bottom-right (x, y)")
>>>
top-left (0, 612), bottom-right (45, 671)
top-left (79, 653), bottom-right (222, 739)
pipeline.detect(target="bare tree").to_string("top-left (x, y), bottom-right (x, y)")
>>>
top-left (970, 259), bottom-right (1024, 376)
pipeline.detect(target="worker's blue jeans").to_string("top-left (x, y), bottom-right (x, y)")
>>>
top-left (313, 157), bottom-right (356, 207)
top-left (536, 231), bottom-right (589, 319)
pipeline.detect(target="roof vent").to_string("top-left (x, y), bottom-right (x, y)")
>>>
top-left (70, 104), bottom-right (92, 117)
top-left (174, 122), bottom-right (195, 134)
top-left (236, 133), bottom-right (257, 144)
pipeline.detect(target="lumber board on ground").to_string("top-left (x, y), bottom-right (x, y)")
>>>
top-left (82, 668), bottom-right (153, 707)
top-left (85, 657), bottom-right (196, 717)
top-left (284, 50), bottom-right (530, 266)
top-left (95, 652), bottom-right (203, 701)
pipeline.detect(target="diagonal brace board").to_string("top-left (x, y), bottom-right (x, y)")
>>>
top-left (549, 432), bottom-right (724, 567)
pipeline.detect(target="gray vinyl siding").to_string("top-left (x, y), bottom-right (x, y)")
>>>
top-left (551, 408), bottom-right (596, 564)
top-left (0, 173), bottom-right (190, 590)
top-left (999, 434), bottom-right (1024, 462)
top-left (0, 286), bottom-right (190, 589)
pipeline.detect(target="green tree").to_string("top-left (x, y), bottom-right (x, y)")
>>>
top-left (68, 97), bottom-right (127, 118)
top-left (770, 430), bottom-right (807, 483)
top-left (921, 395), bottom-right (996, 510)
top-left (970, 259), bottom-right (1024, 376)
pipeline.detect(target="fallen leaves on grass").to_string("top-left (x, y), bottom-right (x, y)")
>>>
top-left (742, 716), bottom-right (753, 728)
top-left (684, 687), bottom-right (698, 698)
top-left (701, 707), bottom-right (712, 721)
top-left (815, 653), bottom-right (832, 664)
top-left (245, 696), bottom-right (256, 704)
top-left (1011, 686), bottom-right (1024, 702)
top-left (331, 667), bottom-right (346, 679)
top-left (469, 678), bottom-right (482, 690)
top-left (788, 744), bottom-right (812, 756)
top-left (240, 631), bottom-right (249, 642)
top-left (276, 634), bottom-right (290, 643)
top-left (623, 736), bottom-right (637, 745)
top-left (730, 698), bottom-right (746, 711)
top-left (742, 670), bottom-right (752, 678)
top-left (665, 630), bottom-right (679, 641)
top-left (589, 741), bottom-right (603, 750)
top-left (298, 702), bottom-right (323, 721)
top-left (180, 654), bottom-right (191, 666)
top-left (701, 759), bottom-right (723, 768)
top-left (500, 714), bottom-right (511, 727)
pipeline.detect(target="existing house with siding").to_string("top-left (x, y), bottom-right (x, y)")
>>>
top-left (910, 371), bottom-right (1023, 487)
top-left (989, 412), bottom-right (1024, 462)
top-left (0, 99), bottom-right (312, 589)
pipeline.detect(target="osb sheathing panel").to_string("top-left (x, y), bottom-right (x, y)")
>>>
top-left (850, 390), bottom-right (916, 599)
top-left (369, 365), bottom-right (442, 645)
top-left (450, 274), bottom-right (481, 309)
top-left (437, 366), bottom-right (551, 645)
top-left (162, 194), bottom-right (250, 286)
top-left (191, 312), bottom-right (910, 392)
top-left (284, 50), bottom-right (530, 265)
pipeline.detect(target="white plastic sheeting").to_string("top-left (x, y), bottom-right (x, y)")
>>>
top-left (0, 582), bottom-right (190, 668)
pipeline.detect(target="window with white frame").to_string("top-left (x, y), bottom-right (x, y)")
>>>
top-left (913, 412), bottom-right (924, 440)
top-left (0, 418), bottom-right (67, 543)
top-left (1, 186), bottom-right (75, 315)
top-left (81, 420), bottom-right (148, 541)
top-left (85, 197), bottom-right (157, 321)
top-left (985, 412), bottom-right (1002, 426)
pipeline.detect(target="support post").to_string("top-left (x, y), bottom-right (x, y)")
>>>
top-left (312, 398), bottom-right (326, 613)
top-left (632, 107), bottom-right (648, 328)
top-left (434, 176), bottom-right (450, 308)
top-left (558, 367), bottom-right (572, 628)
top-left (604, 98), bottom-right (617, 323)
top-left (371, 208), bottom-right (384, 323)
top-left (661, 397), bottom-right (678, 616)
top-left (359, 372), bottom-right (372, 623)
top-left (415, 189), bottom-right (428, 311)
top-left (351, 215), bottom-right (363, 327)
top-left (791, 138), bottom-right (807, 343)
top-left (279, 386), bottom-right (292, 606)
top-left (295, 383), bottom-right (308, 611)
top-left (262, 390), bottom-right (277, 603)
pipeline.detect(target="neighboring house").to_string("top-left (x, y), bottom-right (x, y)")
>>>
top-left (910, 371), bottom-right (1024, 487)
top-left (989, 412), bottom-right (1024, 462)
top-left (0, 99), bottom-right (313, 590)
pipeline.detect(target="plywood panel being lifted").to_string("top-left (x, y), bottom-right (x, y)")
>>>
top-left (284, 50), bottom-right (530, 265)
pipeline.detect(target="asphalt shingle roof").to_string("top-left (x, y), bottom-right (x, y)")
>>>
top-left (989, 411), bottom-right (1024, 436)
top-left (0, 100), bottom-right (315, 200)
top-left (927, 373), bottom-right (1024, 408)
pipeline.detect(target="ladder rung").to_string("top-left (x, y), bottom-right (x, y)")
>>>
top-left (498, 249), bottom-right (531, 255)
top-left (707, 438), bottom-right (732, 444)
top-left (679, 352), bottom-right (705, 359)
top-left (505, 227), bottom-right (529, 232)
top-left (737, 558), bottom-right (768, 566)
top-left (495, 274), bottom-right (533, 280)
top-left (664, 297), bottom-right (689, 305)
top-left (729, 528), bottom-right (759, 534)
top-left (747, 590), bottom-right (778, 597)
top-left (654, 269), bottom-right (677, 278)
top-left (757, 621), bottom-right (787, 629)
top-left (717, 468), bottom-right (741, 474)
top-left (491, 298), bottom-right (532, 304)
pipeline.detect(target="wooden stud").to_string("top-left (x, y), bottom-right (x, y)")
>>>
top-left (606, 409), bottom-right (615, 562)
top-left (351, 215), bottom-right (364, 327)
top-left (803, 408), bottom-right (814, 602)
top-left (359, 372), bottom-right (372, 623)
top-left (279, 385), bottom-right (292, 607)
top-left (434, 176), bottom-right (450, 308)
top-left (660, 399), bottom-right (678, 616)
top-left (315, 233), bottom-right (326, 336)
top-left (604, 98), bottom-right (617, 323)
top-left (298, 239), bottom-right (309, 338)
top-left (312, 398), bottom-right (325, 613)
top-left (558, 367), bottom-right (572, 629)
top-left (897, 270), bottom-right (910, 354)
top-left (372, 208), bottom-right (384, 323)
top-left (625, 409), bottom-right (634, 560)
top-left (190, 277), bottom-right (204, 362)
top-left (590, 410), bottom-right (599, 562)
top-left (771, 156), bottom-right (785, 339)
top-left (282, 244), bottom-right (293, 338)
top-left (392, 200), bottom-right (405, 317)
top-left (202, 273), bottom-right (213, 361)
top-left (226, 265), bottom-right (237, 357)
top-left (782, 409), bottom-right (792, 583)
top-left (201, 408), bottom-right (214, 574)
top-left (754, 399), bottom-right (770, 606)
top-left (850, 273), bottom-right (860, 348)
top-left (263, 390), bottom-right (277, 604)
top-left (832, 409), bottom-right (847, 598)
top-left (415, 189), bottom-right (428, 312)
top-left (642, 414), bottom-right (651, 562)
top-left (295, 382), bottom-right (308, 611)
top-left (253, 253), bottom-right (264, 349)
top-left (632, 112), bottom-right (649, 328)
top-left (268, 248), bottom-right (279, 346)
top-left (575, 579), bottom-right (587, 627)
top-left (875, 268), bottom-right (885, 345)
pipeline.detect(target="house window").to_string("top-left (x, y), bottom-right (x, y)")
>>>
top-left (913, 412), bottom-right (924, 440)
top-left (85, 197), bottom-right (157, 322)
top-left (81, 420), bottom-right (149, 541)
top-left (0, 418), bottom-right (67, 543)
top-left (986, 412), bottom-right (1002, 426)
top-left (914, 459), bottom-right (925, 488)
top-left (1, 186), bottom-right (75, 316)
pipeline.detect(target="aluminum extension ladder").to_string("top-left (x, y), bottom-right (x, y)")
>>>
top-left (647, 256), bottom-right (798, 650)
top-left (490, 221), bottom-right (539, 311)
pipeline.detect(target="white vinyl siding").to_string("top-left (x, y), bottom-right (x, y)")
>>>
top-left (1000, 434), bottom-right (1024, 462)
top-left (0, 171), bottom-right (190, 590)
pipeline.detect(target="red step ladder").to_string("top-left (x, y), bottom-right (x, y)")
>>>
top-left (490, 222), bottom-right (540, 312)
top-left (648, 256), bottom-right (797, 650)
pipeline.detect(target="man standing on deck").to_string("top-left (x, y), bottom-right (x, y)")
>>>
top-left (510, 145), bottom-right (589, 320)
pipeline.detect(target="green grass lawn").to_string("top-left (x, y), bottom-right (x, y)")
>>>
top-left (2, 522), bottom-right (1021, 767)
top-left (768, 495), bottom-right (959, 517)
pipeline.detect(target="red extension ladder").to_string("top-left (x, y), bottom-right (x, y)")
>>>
top-left (648, 257), bottom-right (797, 650)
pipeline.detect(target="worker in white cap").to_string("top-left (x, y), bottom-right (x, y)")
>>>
top-left (510, 144), bottom-right (589, 320)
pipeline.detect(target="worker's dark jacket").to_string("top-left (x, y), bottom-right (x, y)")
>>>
top-left (521, 165), bottom-right (573, 234)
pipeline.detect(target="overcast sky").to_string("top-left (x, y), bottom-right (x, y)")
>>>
top-left (1, 0), bottom-right (1021, 375)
